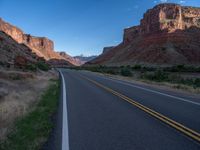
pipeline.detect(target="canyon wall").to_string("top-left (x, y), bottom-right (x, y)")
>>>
top-left (89, 3), bottom-right (200, 66)
top-left (0, 18), bottom-right (61, 60)
top-left (103, 47), bottom-right (115, 54)
top-left (124, 3), bottom-right (200, 44)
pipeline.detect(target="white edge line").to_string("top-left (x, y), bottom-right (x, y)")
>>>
top-left (108, 77), bottom-right (200, 106)
top-left (86, 72), bottom-right (200, 106)
top-left (60, 70), bottom-right (70, 150)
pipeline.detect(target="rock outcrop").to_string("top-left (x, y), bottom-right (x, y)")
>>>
top-left (89, 3), bottom-right (200, 66)
top-left (0, 31), bottom-right (41, 69)
top-left (23, 34), bottom-right (56, 59)
top-left (103, 47), bottom-right (114, 54)
top-left (0, 18), bottom-right (77, 65)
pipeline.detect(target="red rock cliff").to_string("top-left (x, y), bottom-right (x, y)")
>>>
top-left (124, 3), bottom-right (200, 43)
top-left (0, 18), bottom-right (62, 60)
top-left (89, 3), bottom-right (200, 66)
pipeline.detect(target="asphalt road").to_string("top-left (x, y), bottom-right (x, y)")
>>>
top-left (60, 69), bottom-right (200, 150)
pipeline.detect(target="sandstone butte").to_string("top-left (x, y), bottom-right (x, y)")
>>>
top-left (88, 3), bottom-right (200, 66)
top-left (0, 18), bottom-right (81, 66)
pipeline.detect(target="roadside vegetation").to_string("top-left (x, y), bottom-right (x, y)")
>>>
top-left (25, 61), bottom-right (50, 72)
top-left (0, 78), bottom-right (59, 150)
top-left (71, 65), bottom-right (200, 92)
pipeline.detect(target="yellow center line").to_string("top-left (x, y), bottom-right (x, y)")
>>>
top-left (80, 75), bottom-right (200, 143)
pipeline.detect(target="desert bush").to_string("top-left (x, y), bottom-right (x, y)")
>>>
top-left (168, 74), bottom-right (182, 83)
top-left (0, 61), bottom-right (4, 66)
top-left (36, 62), bottom-right (50, 71)
top-left (9, 74), bottom-right (21, 80)
top-left (26, 64), bottom-right (37, 72)
top-left (194, 78), bottom-right (200, 88)
top-left (132, 64), bottom-right (141, 70)
top-left (120, 68), bottom-right (132, 76)
top-left (85, 66), bottom-right (119, 75)
top-left (105, 69), bottom-right (118, 75)
top-left (142, 70), bottom-right (169, 82)
top-left (163, 65), bottom-right (200, 72)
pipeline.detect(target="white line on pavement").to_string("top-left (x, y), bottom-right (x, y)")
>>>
top-left (84, 72), bottom-right (200, 106)
top-left (60, 71), bottom-right (70, 150)
top-left (110, 78), bottom-right (200, 106)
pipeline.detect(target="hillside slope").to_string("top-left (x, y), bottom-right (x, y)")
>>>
top-left (88, 3), bottom-right (200, 66)
top-left (0, 31), bottom-right (41, 68)
top-left (0, 18), bottom-right (80, 66)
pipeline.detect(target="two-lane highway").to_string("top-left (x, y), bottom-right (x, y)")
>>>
top-left (60, 69), bottom-right (200, 150)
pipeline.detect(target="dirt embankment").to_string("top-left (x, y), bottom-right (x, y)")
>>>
top-left (0, 69), bottom-right (58, 140)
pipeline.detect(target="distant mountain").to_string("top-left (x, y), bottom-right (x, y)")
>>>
top-left (88, 3), bottom-right (200, 66)
top-left (59, 52), bottom-right (83, 66)
top-left (74, 55), bottom-right (97, 65)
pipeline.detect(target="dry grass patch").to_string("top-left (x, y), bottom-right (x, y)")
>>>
top-left (0, 69), bottom-right (58, 141)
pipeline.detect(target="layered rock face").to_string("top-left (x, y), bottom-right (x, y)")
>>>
top-left (124, 4), bottom-right (200, 43)
top-left (0, 18), bottom-right (63, 60)
top-left (89, 3), bottom-right (200, 66)
top-left (23, 34), bottom-right (55, 59)
top-left (0, 31), bottom-right (41, 68)
top-left (0, 18), bottom-right (24, 43)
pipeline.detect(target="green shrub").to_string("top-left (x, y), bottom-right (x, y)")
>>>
top-left (36, 62), bottom-right (50, 71)
top-left (154, 70), bottom-right (169, 81)
top-left (9, 74), bottom-right (21, 80)
top-left (26, 64), bottom-right (37, 72)
top-left (197, 67), bottom-right (200, 72)
top-left (0, 61), bottom-right (4, 66)
top-left (120, 68), bottom-right (132, 76)
top-left (132, 64), bottom-right (141, 70)
top-left (194, 78), bottom-right (200, 88)
top-left (164, 65), bottom-right (200, 73)
top-left (142, 70), bottom-right (168, 82)
top-left (105, 69), bottom-right (118, 75)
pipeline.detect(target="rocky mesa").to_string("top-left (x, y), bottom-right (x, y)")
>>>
top-left (0, 18), bottom-right (60, 60)
top-left (88, 3), bottom-right (200, 66)
top-left (0, 18), bottom-right (81, 66)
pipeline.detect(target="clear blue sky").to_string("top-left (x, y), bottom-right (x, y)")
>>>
top-left (0, 0), bottom-right (200, 56)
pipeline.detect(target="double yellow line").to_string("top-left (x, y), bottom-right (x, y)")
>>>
top-left (81, 75), bottom-right (200, 143)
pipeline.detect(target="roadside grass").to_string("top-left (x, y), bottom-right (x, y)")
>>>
top-left (71, 65), bottom-right (200, 93)
top-left (0, 80), bottom-right (59, 150)
top-left (141, 70), bottom-right (200, 88)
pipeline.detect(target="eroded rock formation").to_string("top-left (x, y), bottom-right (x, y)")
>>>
top-left (0, 18), bottom-right (59, 60)
top-left (0, 31), bottom-right (40, 68)
top-left (89, 3), bottom-right (200, 66)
